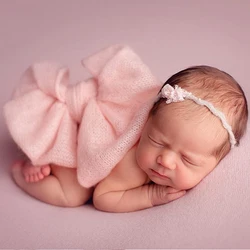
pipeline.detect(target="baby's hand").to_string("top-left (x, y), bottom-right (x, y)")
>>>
top-left (149, 184), bottom-right (186, 206)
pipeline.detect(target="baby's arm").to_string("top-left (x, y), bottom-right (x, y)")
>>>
top-left (93, 167), bottom-right (151, 212)
top-left (93, 149), bottom-right (186, 212)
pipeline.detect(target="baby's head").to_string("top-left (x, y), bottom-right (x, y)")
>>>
top-left (136, 66), bottom-right (248, 190)
top-left (153, 66), bottom-right (248, 159)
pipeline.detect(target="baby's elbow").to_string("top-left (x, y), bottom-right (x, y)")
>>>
top-left (93, 193), bottom-right (103, 211)
top-left (93, 193), bottom-right (113, 212)
top-left (93, 185), bottom-right (125, 212)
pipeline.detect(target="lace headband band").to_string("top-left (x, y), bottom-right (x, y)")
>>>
top-left (159, 84), bottom-right (236, 148)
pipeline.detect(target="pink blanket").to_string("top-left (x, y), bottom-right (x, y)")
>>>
top-left (3, 45), bottom-right (161, 187)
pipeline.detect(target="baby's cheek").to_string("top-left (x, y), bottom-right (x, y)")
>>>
top-left (137, 153), bottom-right (149, 168)
top-left (135, 148), bottom-right (145, 167)
top-left (174, 173), bottom-right (200, 190)
top-left (136, 151), bottom-right (153, 172)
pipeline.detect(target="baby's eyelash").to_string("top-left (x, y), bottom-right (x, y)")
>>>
top-left (182, 156), bottom-right (196, 166)
top-left (148, 135), bottom-right (163, 146)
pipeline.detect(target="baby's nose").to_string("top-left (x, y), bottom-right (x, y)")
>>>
top-left (157, 153), bottom-right (176, 170)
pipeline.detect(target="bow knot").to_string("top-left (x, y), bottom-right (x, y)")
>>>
top-left (65, 79), bottom-right (98, 123)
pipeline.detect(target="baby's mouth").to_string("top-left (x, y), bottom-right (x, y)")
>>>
top-left (150, 169), bottom-right (170, 179)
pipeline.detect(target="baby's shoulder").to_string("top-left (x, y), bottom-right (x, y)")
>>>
top-left (94, 144), bottom-right (149, 196)
top-left (113, 145), bottom-right (149, 185)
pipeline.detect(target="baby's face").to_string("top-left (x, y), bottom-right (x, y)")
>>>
top-left (135, 103), bottom-right (227, 190)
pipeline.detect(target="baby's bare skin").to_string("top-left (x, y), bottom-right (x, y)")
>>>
top-left (11, 160), bottom-right (93, 207)
top-left (22, 161), bottom-right (51, 182)
top-left (11, 145), bottom-right (186, 212)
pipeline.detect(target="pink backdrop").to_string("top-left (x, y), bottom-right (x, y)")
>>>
top-left (1, 0), bottom-right (250, 248)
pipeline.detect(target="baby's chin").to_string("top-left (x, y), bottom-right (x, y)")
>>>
top-left (149, 176), bottom-right (194, 191)
top-left (148, 175), bottom-right (174, 187)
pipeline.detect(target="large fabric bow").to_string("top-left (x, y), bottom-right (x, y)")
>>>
top-left (4, 45), bottom-right (161, 187)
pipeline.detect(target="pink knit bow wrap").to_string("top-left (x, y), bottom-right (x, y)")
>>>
top-left (4, 45), bottom-right (161, 187)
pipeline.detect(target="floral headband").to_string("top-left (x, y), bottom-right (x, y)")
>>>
top-left (159, 84), bottom-right (236, 148)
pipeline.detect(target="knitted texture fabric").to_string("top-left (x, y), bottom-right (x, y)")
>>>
top-left (3, 45), bottom-right (161, 187)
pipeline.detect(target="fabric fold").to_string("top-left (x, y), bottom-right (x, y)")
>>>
top-left (4, 45), bottom-right (161, 187)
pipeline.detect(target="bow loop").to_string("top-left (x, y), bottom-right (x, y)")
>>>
top-left (31, 62), bottom-right (69, 102)
top-left (77, 45), bottom-right (161, 186)
top-left (4, 62), bottom-right (78, 167)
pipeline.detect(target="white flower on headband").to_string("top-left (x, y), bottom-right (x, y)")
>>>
top-left (161, 84), bottom-right (191, 104)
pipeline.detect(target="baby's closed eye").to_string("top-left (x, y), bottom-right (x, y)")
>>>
top-left (181, 155), bottom-right (201, 167)
top-left (148, 135), bottom-right (165, 147)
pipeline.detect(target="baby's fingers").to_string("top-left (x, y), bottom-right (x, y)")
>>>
top-left (150, 185), bottom-right (186, 206)
top-left (166, 190), bottom-right (186, 202)
top-left (165, 187), bottom-right (184, 194)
